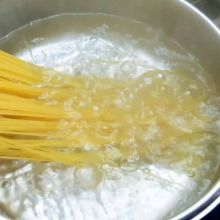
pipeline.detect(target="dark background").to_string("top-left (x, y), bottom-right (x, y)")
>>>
top-left (187, 1), bottom-right (220, 219)
top-left (204, 207), bottom-right (220, 220)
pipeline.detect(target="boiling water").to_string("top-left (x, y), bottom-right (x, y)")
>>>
top-left (0, 14), bottom-right (220, 220)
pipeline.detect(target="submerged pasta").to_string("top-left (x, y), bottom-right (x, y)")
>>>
top-left (0, 50), bottom-right (219, 173)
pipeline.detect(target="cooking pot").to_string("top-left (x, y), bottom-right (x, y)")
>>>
top-left (0, 0), bottom-right (220, 219)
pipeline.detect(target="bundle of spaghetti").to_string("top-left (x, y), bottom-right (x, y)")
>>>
top-left (0, 51), bottom-right (106, 165)
top-left (0, 50), bottom-right (139, 165)
top-left (0, 50), bottom-right (214, 168)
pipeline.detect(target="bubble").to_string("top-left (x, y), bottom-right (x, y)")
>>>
top-left (120, 160), bottom-right (139, 172)
top-left (187, 169), bottom-right (196, 178)
top-left (104, 145), bottom-right (122, 162)
top-left (74, 166), bottom-right (102, 190)
top-left (2, 180), bottom-right (10, 189)
top-left (119, 61), bottom-right (137, 75)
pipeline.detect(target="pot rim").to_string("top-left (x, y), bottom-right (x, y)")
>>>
top-left (0, 0), bottom-right (220, 219)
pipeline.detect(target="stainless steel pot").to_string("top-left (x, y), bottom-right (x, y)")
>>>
top-left (0, 0), bottom-right (220, 219)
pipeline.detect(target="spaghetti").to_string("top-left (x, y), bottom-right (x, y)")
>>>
top-left (0, 50), bottom-right (217, 169)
